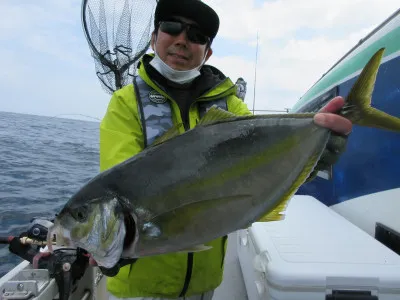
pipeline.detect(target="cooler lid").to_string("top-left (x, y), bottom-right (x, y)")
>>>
top-left (248, 195), bottom-right (400, 290)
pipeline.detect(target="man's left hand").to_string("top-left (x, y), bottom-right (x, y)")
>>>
top-left (305, 96), bottom-right (352, 182)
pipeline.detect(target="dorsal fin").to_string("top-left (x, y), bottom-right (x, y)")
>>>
top-left (198, 105), bottom-right (236, 126)
top-left (150, 123), bottom-right (183, 147)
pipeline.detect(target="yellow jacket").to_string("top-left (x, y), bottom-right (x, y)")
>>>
top-left (99, 55), bottom-right (252, 298)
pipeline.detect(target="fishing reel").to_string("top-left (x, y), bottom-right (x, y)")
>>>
top-left (26, 218), bottom-right (54, 242)
top-left (5, 218), bottom-right (90, 300)
top-left (5, 217), bottom-right (138, 282)
top-left (7, 217), bottom-right (54, 262)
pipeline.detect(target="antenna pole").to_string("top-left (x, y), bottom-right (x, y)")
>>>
top-left (252, 31), bottom-right (259, 114)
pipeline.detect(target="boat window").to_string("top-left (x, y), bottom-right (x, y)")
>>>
top-left (316, 168), bottom-right (332, 181)
top-left (297, 86), bottom-right (338, 113)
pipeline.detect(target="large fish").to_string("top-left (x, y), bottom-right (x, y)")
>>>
top-left (48, 48), bottom-right (400, 273)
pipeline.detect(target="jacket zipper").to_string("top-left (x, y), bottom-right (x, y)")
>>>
top-left (179, 253), bottom-right (194, 297)
top-left (144, 78), bottom-right (235, 296)
top-left (147, 76), bottom-right (236, 129)
top-left (178, 83), bottom-right (235, 297)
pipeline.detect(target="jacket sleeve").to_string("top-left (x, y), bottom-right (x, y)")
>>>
top-left (226, 95), bottom-right (253, 116)
top-left (99, 85), bottom-right (144, 172)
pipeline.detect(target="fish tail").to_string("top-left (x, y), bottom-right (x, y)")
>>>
top-left (340, 47), bottom-right (400, 132)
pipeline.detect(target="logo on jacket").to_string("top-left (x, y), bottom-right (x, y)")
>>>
top-left (149, 91), bottom-right (167, 104)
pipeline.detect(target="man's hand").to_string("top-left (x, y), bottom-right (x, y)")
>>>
top-left (306, 96), bottom-right (352, 182)
top-left (314, 96), bottom-right (352, 135)
top-left (89, 255), bottom-right (98, 266)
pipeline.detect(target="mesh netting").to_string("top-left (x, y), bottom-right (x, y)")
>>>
top-left (82, 0), bottom-right (156, 94)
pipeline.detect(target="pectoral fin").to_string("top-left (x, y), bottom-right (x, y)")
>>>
top-left (150, 194), bottom-right (253, 236)
top-left (178, 244), bottom-right (213, 253)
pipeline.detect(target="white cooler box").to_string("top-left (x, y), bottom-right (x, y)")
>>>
top-left (237, 195), bottom-right (400, 300)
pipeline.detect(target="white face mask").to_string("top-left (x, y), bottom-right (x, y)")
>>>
top-left (149, 42), bottom-right (208, 85)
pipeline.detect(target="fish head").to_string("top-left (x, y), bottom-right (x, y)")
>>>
top-left (48, 195), bottom-right (127, 269)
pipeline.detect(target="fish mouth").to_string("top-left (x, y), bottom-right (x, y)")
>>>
top-left (89, 213), bottom-right (128, 268)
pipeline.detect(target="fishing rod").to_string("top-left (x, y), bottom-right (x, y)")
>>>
top-left (0, 218), bottom-right (58, 246)
top-left (50, 113), bottom-right (102, 122)
top-left (2, 218), bottom-right (92, 300)
top-left (252, 31), bottom-right (259, 115)
top-left (0, 236), bottom-right (56, 246)
top-left (250, 31), bottom-right (289, 115)
top-left (253, 109), bottom-right (290, 113)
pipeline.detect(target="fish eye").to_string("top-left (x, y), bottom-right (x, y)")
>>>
top-left (73, 206), bottom-right (88, 222)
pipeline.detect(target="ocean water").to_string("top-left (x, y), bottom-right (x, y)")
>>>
top-left (0, 111), bottom-right (100, 277)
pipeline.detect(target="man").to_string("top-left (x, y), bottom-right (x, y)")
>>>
top-left (98, 0), bottom-right (352, 299)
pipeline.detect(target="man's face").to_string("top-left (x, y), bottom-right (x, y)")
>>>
top-left (151, 16), bottom-right (213, 71)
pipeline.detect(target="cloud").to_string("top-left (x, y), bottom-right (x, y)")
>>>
top-left (0, 1), bottom-right (112, 119)
top-left (206, 0), bottom-right (399, 111)
top-left (0, 1), bottom-right (77, 39)
top-left (0, 0), bottom-right (159, 120)
top-left (0, 0), bottom-right (399, 119)
top-left (210, 0), bottom-right (398, 41)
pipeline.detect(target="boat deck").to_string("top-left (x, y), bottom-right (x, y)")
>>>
top-left (0, 232), bottom-right (249, 300)
top-left (214, 232), bottom-right (248, 300)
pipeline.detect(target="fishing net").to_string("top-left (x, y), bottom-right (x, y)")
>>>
top-left (81, 0), bottom-right (156, 94)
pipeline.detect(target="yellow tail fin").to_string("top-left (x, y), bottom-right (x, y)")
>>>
top-left (340, 48), bottom-right (400, 132)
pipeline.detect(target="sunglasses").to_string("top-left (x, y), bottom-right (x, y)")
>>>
top-left (159, 20), bottom-right (210, 45)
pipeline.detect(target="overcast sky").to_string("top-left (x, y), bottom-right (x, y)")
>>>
top-left (0, 0), bottom-right (399, 121)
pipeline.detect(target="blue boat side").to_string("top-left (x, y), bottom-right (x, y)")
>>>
top-left (292, 10), bottom-right (400, 207)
